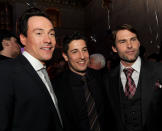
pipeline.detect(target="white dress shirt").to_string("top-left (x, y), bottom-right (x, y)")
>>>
top-left (22, 51), bottom-right (63, 125)
top-left (120, 56), bottom-right (141, 92)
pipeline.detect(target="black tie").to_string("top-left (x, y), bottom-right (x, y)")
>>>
top-left (82, 76), bottom-right (101, 131)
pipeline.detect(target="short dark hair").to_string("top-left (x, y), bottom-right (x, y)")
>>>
top-left (62, 32), bottom-right (87, 54)
top-left (18, 8), bottom-right (52, 37)
top-left (0, 30), bottom-right (18, 51)
top-left (112, 24), bottom-right (140, 47)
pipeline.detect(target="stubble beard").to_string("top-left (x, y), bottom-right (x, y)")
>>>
top-left (120, 50), bottom-right (139, 64)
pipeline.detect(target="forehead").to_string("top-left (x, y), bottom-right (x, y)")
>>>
top-left (10, 37), bottom-right (17, 41)
top-left (116, 29), bottom-right (137, 40)
top-left (68, 39), bottom-right (87, 50)
top-left (3, 36), bottom-right (16, 41)
top-left (27, 16), bottom-right (53, 30)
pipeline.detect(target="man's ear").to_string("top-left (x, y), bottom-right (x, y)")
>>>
top-left (19, 34), bottom-right (26, 46)
top-left (62, 52), bottom-right (68, 62)
top-left (112, 45), bottom-right (117, 53)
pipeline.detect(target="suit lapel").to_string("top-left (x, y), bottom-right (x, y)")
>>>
top-left (17, 55), bottom-right (63, 128)
top-left (17, 55), bottom-right (58, 109)
top-left (109, 66), bottom-right (122, 122)
top-left (140, 61), bottom-right (154, 125)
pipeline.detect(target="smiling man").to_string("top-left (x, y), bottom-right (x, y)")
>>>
top-left (53, 32), bottom-right (109, 131)
top-left (104, 24), bottom-right (162, 131)
top-left (0, 8), bottom-right (64, 131)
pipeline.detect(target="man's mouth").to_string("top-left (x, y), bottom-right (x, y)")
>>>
top-left (41, 46), bottom-right (53, 50)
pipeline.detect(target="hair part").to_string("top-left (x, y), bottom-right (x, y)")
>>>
top-left (18, 7), bottom-right (52, 37)
top-left (112, 24), bottom-right (140, 47)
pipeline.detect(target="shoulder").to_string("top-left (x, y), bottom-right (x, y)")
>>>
top-left (0, 55), bottom-right (29, 76)
top-left (141, 60), bottom-right (162, 71)
top-left (108, 65), bottom-right (120, 77)
top-left (0, 59), bottom-right (15, 72)
top-left (53, 71), bottom-right (69, 85)
top-left (87, 68), bottom-right (103, 79)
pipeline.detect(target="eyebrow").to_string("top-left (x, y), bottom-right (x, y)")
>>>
top-left (33, 28), bottom-right (55, 33)
top-left (70, 46), bottom-right (87, 52)
top-left (70, 49), bottom-right (78, 52)
top-left (117, 36), bottom-right (137, 42)
top-left (130, 36), bottom-right (138, 39)
top-left (117, 39), bottom-right (126, 42)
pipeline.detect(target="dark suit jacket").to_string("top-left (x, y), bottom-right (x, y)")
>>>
top-left (0, 55), bottom-right (63, 131)
top-left (53, 68), bottom-right (110, 131)
top-left (104, 60), bottom-right (162, 131)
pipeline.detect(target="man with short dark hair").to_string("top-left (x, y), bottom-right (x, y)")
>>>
top-left (104, 24), bottom-right (162, 131)
top-left (0, 30), bottom-right (21, 61)
top-left (53, 32), bottom-right (110, 131)
top-left (0, 8), bottom-right (64, 131)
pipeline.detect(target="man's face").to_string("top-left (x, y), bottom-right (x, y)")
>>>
top-left (20, 16), bottom-right (56, 64)
top-left (3, 37), bottom-right (21, 58)
top-left (63, 39), bottom-right (89, 76)
top-left (112, 29), bottom-right (140, 67)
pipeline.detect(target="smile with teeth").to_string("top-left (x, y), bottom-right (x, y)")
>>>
top-left (78, 61), bottom-right (86, 64)
top-left (41, 47), bottom-right (53, 50)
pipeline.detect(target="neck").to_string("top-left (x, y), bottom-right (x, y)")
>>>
top-left (0, 50), bottom-right (13, 58)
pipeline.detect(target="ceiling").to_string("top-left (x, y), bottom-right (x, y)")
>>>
top-left (26, 0), bottom-right (92, 7)
top-left (0, 0), bottom-right (92, 8)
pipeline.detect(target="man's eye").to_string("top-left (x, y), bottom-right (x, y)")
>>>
top-left (36, 32), bottom-right (42, 35)
top-left (119, 41), bottom-right (125, 44)
top-left (50, 33), bottom-right (55, 36)
top-left (132, 38), bottom-right (137, 41)
top-left (83, 48), bottom-right (88, 52)
top-left (72, 51), bottom-right (77, 54)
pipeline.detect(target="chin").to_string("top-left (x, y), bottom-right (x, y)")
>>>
top-left (79, 68), bottom-right (87, 72)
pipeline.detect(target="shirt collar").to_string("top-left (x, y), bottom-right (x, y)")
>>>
top-left (23, 51), bottom-right (45, 71)
top-left (120, 56), bottom-right (141, 73)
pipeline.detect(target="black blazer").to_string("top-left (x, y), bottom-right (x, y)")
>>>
top-left (53, 68), bottom-right (110, 131)
top-left (0, 55), bottom-right (63, 131)
top-left (104, 60), bottom-right (162, 131)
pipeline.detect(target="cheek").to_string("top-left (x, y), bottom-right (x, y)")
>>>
top-left (115, 46), bottom-right (124, 54)
top-left (86, 53), bottom-right (89, 57)
top-left (83, 52), bottom-right (89, 58)
top-left (70, 56), bottom-right (77, 62)
top-left (50, 37), bottom-right (56, 45)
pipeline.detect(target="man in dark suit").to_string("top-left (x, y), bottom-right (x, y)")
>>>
top-left (104, 24), bottom-right (162, 131)
top-left (0, 8), bottom-right (64, 131)
top-left (53, 32), bottom-right (109, 131)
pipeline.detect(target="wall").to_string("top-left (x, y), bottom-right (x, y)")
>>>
top-left (11, 1), bottom-right (86, 43)
top-left (85, 0), bottom-right (110, 56)
top-left (110, 0), bottom-right (162, 57)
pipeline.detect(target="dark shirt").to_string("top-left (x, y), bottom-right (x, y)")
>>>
top-left (68, 71), bottom-right (91, 131)
top-left (54, 68), bottom-right (109, 131)
top-left (0, 55), bottom-right (10, 62)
